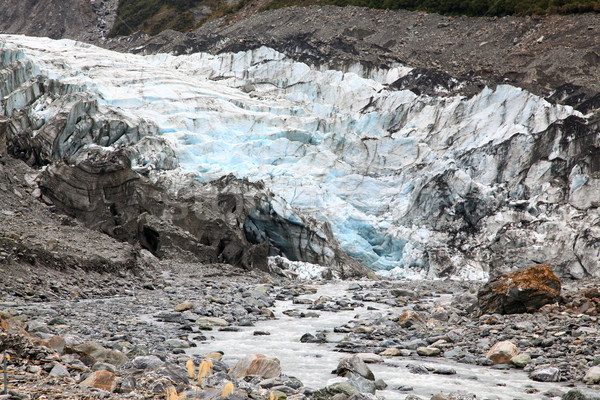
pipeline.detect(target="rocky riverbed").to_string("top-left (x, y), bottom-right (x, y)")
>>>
top-left (2, 258), bottom-right (600, 400)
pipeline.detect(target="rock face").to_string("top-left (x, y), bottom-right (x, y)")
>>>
top-left (477, 265), bottom-right (562, 314)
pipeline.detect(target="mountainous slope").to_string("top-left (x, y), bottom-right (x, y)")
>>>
top-left (0, 0), bottom-right (118, 41)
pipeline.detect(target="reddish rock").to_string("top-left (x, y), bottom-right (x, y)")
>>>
top-left (477, 264), bottom-right (561, 314)
top-left (229, 354), bottom-right (281, 379)
top-left (397, 310), bottom-right (426, 328)
top-left (80, 370), bottom-right (117, 392)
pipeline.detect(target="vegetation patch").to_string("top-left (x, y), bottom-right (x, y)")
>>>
top-left (261, 0), bottom-right (600, 16)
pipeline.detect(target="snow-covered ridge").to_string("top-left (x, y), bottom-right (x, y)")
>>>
top-left (0, 35), bottom-right (584, 278)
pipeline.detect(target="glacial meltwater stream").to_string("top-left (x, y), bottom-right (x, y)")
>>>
top-left (187, 281), bottom-right (587, 400)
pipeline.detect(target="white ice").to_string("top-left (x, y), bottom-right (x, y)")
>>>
top-left (0, 35), bottom-right (580, 276)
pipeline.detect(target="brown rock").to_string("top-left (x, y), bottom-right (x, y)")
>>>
top-left (80, 370), bottom-right (117, 392)
top-left (477, 264), bottom-right (561, 314)
top-left (174, 302), bottom-right (194, 312)
top-left (229, 354), bottom-right (281, 379)
top-left (397, 310), bottom-right (426, 328)
top-left (39, 335), bottom-right (66, 354)
top-left (486, 340), bottom-right (519, 364)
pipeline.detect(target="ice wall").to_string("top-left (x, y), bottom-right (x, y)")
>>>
top-left (0, 35), bottom-right (584, 278)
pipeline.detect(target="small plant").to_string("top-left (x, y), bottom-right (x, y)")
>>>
top-left (221, 382), bottom-right (234, 399)
top-left (186, 359), bottom-right (195, 379)
top-left (197, 359), bottom-right (214, 387)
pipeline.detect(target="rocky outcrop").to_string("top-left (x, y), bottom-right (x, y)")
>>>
top-left (477, 264), bottom-right (562, 314)
top-left (0, 43), bottom-right (369, 279)
top-left (36, 148), bottom-right (368, 278)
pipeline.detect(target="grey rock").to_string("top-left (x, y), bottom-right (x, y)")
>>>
top-left (530, 367), bottom-right (560, 382)
top-left (346, 372), bottom-right (376, 394)
top-left (49, 364), bottom-right (70, 378)
top-left (332, 356), bottom-right (375, 381)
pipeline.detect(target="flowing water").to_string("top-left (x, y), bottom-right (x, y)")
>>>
top-left (187, 281), bottom-right (589, 400)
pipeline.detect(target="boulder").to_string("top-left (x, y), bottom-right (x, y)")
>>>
top-left (332, 355), bottom-right (375, 381)
top-left (229, 354), bottom-right (282, 379)
top-left (49, 364), bottom-right (70, 378)
top-left (477, 264), bottom-right (561, 314)
top-left (416, 347), bottom-right (441, 357)
top-left (397, 310), bottom-right (426, 328)
top-left (69, 342), bottom-right (128, 367)
top-left (583, 366), bottom-right (600, 385)
top-left (379, 348), bottom-right (402, 357)
top-left (510, 354), bottom-right (531, 368)
top-left (486, 341), bottom-right (519, 364)
top-left (313, 382), bottom-right (358, 399)
top-left (530, 367), bottom-right (560, 382)
top-left (80, 370), bottom-right (118, 392)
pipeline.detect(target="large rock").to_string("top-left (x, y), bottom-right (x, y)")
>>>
top-left (477, 264), bottom-right (561, 314)
top-left (583, 366), bottom-right (600, 385)
top-left (332, 355), bottom-right (375, 381)
top-left (68, 342), bottom-right (128, 368)
top-left (229, 354), bottom-right (282, 380)
top-left (486, 341), bottom-right (519, 365)
top-left (530, 367), bottom-right (560, 382)
top-left (80, 370), bottom-right (118, 392)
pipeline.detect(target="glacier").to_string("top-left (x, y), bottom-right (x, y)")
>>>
top-left (0, 34), bottom-right (589, 279)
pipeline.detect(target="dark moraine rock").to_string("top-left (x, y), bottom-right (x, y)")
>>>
top-left (477, 264), bottom-right (561, 314)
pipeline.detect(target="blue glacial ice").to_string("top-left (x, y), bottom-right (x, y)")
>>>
top-left (0, 35), bottom-right (580, 278)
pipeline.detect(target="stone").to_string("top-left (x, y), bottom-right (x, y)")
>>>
top-left (431, 395), bottom-right (448, 400)
top-left (583, 365), bottom-right (600, 384)
top-left (347, 372), bottom-right (376, 394)
top-left (510, 353), bottom-right (531, 368)
top-left (530, 367), bottom-right (560, 382)
top-left (332, 355), bottom-right (375, 381)
top-left (79, 370), bottom-right (117, 392)
top-left (561, 390), bottom-right (588, 400)
top-left (477, 264), bottom-right (561, 314)
top-left (70, 342), bottom-right (128, 367)
top-left (397, 310), bottom-right (426, 328)
top-left (379, 348), bottom-right (403, 356)
top-left (486, 341), bottom-right (519, 364)
top-left (416, 347), bottom-right (441, 357)
top-left (354, 353), bottom-right (383, 364)
top-left (127, 355), bottom-right (165, 370)
top-left (39, 335), bottom-right (66, 354)
top-left (92, 362), bottom-right (116, 373)
top-left (433, 367), bottom-right (456, 375)
top-left (196, 317), bottom-right (230, 327)
top-left (49, 364), bottom-right (70, 378)
top-left (204, 352), bottom-right (224, 361)
top-left (313, 382), bottom-right (358, 399)
top-left (348, 394), bottom-right (379, 400)
top-left (229, 354), bottom-right (282, 379)
top-left (174, 302), bottom-right (194, 312)
top-left (165, 339), bottom-right (190, 349)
